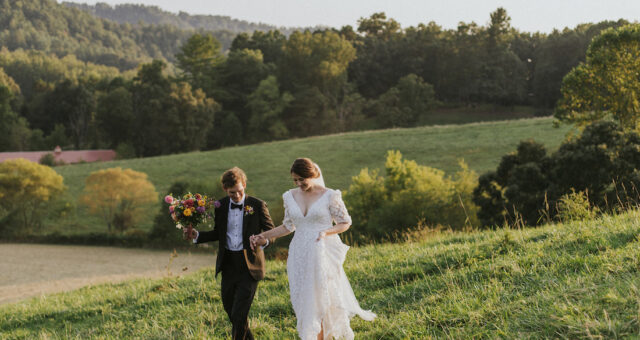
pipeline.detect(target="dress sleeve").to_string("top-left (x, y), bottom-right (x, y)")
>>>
top-left (329, 190), bottom-right (352, 225)
top-left (282, 192), bottom-right (296, 232)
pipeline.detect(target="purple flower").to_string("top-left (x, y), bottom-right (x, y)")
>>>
top-left (197, 206), bottom-right (206, 213)
top-left (214, 200), bottom-right (221, 208)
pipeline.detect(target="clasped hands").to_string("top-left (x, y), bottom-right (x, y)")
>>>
top-left (249, 234), bottom-right (267, 250)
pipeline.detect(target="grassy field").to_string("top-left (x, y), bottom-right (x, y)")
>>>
top-left (2, 209), bottom-right (639, 338)
top-left (51, 117), bottom-right (571, 234)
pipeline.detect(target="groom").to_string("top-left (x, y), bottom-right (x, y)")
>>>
top-left (185, 167), bottom-right (274, 340)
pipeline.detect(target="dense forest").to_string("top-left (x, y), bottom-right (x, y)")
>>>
top-left (63, 2), bottom-right (302, 36)
top-left (0, 0), bottom-right (632, 158)
top-left (0, 0), bottom-right (223, 69)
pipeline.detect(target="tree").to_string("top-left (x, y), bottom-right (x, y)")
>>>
top-left (556, 24), bottom-right (640, 130)
top-left (280, 30), bottom-right (356, 94)
top-left (81, 167), bottom-right (158, 232)
top-left (280, 30), bottom-right (357, 136)
top-left (357, 12), bottom-right (402, 41)
top-left (176, 33), bottom-right (225, 95)
top-left (217, 48), bottom-right (272, 131)
top-left (474, 121), bottom-right (640, 227)
top-left (371, 74), bottom-right (436, 128)
top-left (131, 60), bottom-right (218, 156)
top-left (246, 75), bottom-right (293, 142)
top-left (230, 30), bottom-right (286, 65)
top-left (0, 159), bottom-right (65, 230)
top-left (473, 140), bottom-right (551, 227)
top-left (96, 86), bottom-right (134, 148)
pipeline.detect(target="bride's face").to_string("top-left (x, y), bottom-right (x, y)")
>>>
top-left (291, 172), bottom-right (312, 191)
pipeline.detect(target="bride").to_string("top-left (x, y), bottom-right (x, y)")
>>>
top-left (250, 158), bottom-right (375, 340)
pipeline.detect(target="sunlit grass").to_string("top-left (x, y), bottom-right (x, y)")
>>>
top-left (4, 209), bottom-right (639, 338)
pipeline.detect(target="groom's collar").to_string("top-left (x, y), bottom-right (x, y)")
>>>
top-left (230, 194), bottom-right (246, 207)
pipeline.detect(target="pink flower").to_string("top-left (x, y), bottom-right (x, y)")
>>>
top-left (214, 200), bottom-right (221, 208)
top-left (169, 206), bottom-right (175, 213)
top-left (164, 195), bottom-right (174, 204)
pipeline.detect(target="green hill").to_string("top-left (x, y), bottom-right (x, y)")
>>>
top-left (0, 0), bottom-right (214, 70)
top-left (2, 207), bottom-right (638, 338)
top-left (63, 2), bottom-right (301, 36)
top-left (52, 117), bottom-right (571, 233)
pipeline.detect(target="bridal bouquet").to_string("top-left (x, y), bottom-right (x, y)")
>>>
top-left (164, 193), bottom-right (219, 237)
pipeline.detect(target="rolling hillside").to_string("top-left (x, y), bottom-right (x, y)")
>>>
top-left (52, 117), bottom-right (571, 233)
top-left (2, 207), bottom-right (638, 338)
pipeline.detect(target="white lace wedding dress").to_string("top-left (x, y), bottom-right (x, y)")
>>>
top-left (282, 188), bottom-right (376, 340)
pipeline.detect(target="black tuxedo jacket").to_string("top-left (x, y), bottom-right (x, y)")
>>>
top-left (196, 196), bottom-right (275, 280)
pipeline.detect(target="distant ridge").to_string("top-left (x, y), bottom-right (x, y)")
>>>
top-left (63, 2), bottom-right (305, 36)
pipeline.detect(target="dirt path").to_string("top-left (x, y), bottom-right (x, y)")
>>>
top-left (0, 244), bottom-right (216, 305)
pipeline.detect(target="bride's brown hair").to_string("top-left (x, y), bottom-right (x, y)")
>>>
top-left (290, 158), bottom-right (320, 179)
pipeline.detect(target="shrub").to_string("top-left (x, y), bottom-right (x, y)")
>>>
top-left (38, 153), bottom-right (65, 167)
top-left (474, 121), bottom-right (640, 227)
top-left (0, 158), bottom-right (65, 231)
top-left (556, 190), bottom-right (598, 222)
top-left (80, 167), bottom-right (158, 233)
top-left (115, 142), bottom-right (136, 159)
top-left (344, 150), bottom-right (479, 242)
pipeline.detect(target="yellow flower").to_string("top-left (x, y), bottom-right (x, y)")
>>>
top-left (190, 207), bottom-right (196, 212)
top-left (183, 209), bottom-right (192, 216)
top-left (198, 200), bottom-right (205, 207)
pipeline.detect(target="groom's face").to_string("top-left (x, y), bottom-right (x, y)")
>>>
top-left (225, 182), bottom-right (245, 203)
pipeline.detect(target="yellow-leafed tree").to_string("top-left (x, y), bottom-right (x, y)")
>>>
top-left (0, 158), bottom-right (65, 229)
top-left (81, 167), bottom-right (158, 232)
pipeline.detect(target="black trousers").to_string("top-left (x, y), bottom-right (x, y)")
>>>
top-left (221, 250), bottom-right (258, 340)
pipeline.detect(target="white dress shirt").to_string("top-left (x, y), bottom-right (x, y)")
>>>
top-left (226, 195), bottom-right (245, 251)
top-left (194, 194), bottom-right (268, 249)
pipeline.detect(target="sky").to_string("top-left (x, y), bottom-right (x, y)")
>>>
top-left (61, 0), bottom-right (640, 33)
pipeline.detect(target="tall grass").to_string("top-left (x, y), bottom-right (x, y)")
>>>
top-left (3, 209), bottom-right (638, 338)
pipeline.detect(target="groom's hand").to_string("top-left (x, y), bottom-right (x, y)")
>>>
top-left (183, 228), bottom-right (197, 241)
top-left (250, 235), bottom-right (266, 250)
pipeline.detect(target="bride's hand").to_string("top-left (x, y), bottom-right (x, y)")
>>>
top-left (316, 231), bottom-right (326, 241)
top-left (250, 234), bottom-right (267, 250)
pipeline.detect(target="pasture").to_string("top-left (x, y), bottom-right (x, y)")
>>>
top-left (51, 117), bottom-right (571, 234)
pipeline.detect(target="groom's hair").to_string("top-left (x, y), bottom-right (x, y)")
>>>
top-left (221, 167), bottom-right (247, 189)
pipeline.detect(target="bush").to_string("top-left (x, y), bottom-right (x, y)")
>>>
top-left (38, 153), bottom-right (66, 166)
top-left (0, 158), bottom-right (65, 230)
top-left (474, 121), bottom-right (640, 227)
top-left (556, 190), bottom-right (598, 222)
top-left (344, 150), bottom-right (479, 242)
top-left (80, 167), bottom-right (158, 233)
top-left (115, 142), bottom-right (136, 159)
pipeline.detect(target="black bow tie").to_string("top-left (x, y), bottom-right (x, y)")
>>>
top-left (230, 203), bottom-right (243, 210)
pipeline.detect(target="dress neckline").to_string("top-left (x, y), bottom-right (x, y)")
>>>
top-left (289, 189), bottom-right (330, 218)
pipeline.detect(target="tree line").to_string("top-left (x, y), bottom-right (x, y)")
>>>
top-left (63, 2), bottom-right (302, 36)
top-left (0, 5), bottom-right (632, 156)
